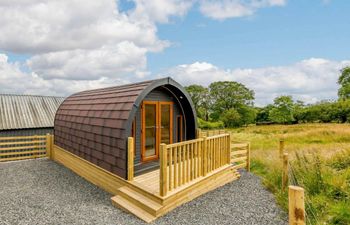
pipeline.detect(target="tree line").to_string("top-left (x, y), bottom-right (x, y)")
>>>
top-left (186, 67), bottom-right (350, 128)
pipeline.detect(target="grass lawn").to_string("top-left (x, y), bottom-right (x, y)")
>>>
top-left (229, 123), bottom-right (350, 225)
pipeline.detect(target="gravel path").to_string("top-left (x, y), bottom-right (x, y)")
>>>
top-left (0, 159), bottom-right (287, 225)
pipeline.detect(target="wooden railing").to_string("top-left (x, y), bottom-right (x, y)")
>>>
top-left (197, 129), bottom-right (226, 138)
top-left (159, 133), bottom-right (231, 196)
top-left (0, 134), bottom-right (53, 162)
top-left (231, 142), bottom-right (250, 171)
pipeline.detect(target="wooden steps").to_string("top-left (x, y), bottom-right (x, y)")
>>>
top-left (111, 195), bottom-right (156, 223)
top-left (111, 165), bottom-right (241, 223)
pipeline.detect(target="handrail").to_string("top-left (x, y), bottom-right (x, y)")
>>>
top-left (159, 133), bottom-right (231, 197)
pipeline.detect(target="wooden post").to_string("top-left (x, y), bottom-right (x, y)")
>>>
top-left (279, 139), bottom-right (285, 158)
top-left (289, 186), bottom-right (306, 225)
top-left (196, 128), bottom-right (202, 139)
top-left (246, 142), bottom-right (251, 172)
top-left (33, 135), bottom-right (38, 159)
top-left (46, 133), bottom-right (52, 159)
top-left (202, 136), bottom-right (207, 176)
top-left (127, 137), bottom-right (134, 181)
top-left (227, 133), bottom-right (231, 164)
top-left (160, 143), bottom-right (168, 197)
top-left (51, 135), bottom-right (55, 160)
top-left (282, 153), bottom-right (289, 191)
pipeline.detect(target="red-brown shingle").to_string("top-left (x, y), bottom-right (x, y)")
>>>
top-left (54, 79), bottom-right (154, 178)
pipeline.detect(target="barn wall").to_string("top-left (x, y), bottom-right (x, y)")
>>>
top-left (0, 128), bottom-right (54, 137)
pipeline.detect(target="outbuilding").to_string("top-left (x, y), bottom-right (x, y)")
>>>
top-left (54, 77), bottom-right (197, 179)
top-left (0, 94), bottom-right (65, 137)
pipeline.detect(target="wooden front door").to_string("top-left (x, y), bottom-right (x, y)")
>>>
top-left (141, 101), bottom-right (173, 162)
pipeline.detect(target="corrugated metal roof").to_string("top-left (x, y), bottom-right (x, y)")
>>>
top-left (0, 94), bottom-right (65, 130)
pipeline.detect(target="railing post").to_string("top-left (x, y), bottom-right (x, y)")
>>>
top-left (202, 136), bottom-right (207, 176)
top-left (196, 128), bottom-right (202, 138)
top-left (160, 143), bottom-right (168, 197)
top-left (246, 142), bottom-right (251, 172)
top-left (279, 139), bottom-right (285, 158)
top-left (46, 133), bottom-right (52, 159)
top-left (127, 137), bottom-right (134, 181)
top-left (289, 186), bottom-right (305, 225)
top-left (227, 133), bottom-right (231, 165)
top-left (282, 153), bottom-right (289, 191)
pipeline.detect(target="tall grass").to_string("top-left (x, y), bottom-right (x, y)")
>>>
top-left (229, 124), bottom-right (350, 225)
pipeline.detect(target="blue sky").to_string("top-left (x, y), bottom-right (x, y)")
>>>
top-left (0, 0), bottom-right (349, 105)
top-left (147, 0), bottom-right (349, 73)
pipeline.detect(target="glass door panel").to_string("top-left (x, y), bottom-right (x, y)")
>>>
top-left (160, 104), bottom-right (172, 145)
top-left (144, 104), bottom-right (157, 158)
top-left (142, 101), bottom-right (173, 162)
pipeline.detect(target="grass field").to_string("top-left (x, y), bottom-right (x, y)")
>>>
top-left (229, 124), bottom-right (350, 225)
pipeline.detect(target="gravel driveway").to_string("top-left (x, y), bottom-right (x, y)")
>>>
top-left (0, 159), bottom-right (287, 225)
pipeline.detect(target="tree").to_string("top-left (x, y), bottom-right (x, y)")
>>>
top-left (237, 105), bottom-right (256, 126)
top-left (268, 96), bottom-right (295, 124)
top-left (338, 67), bottom-right (350, 100)
top-left (185, 85), bottom-right (210, 121)
top-left (256, 105), bottom-right (273, 123)
top-left (209, 81), bottom-right (254, 115)
top-left (222, 108), bottom-right (241, 127)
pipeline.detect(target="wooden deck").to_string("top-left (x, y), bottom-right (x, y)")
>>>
top-left (134, 169), bottom-right (161, 194)
top-left (50, 133), bottom-right (250, 223)
top-left (132, 164), bottom-right (236, 196)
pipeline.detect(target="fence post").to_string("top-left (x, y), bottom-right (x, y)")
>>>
top-left (51, 135), bottom-right (55, 160)
top-left (46, 133), bottom-right (51, 159)
top-left (289, 186), bottom-right (306, 225)
top-left (279, 139), bottom-right (285, 158)
top-left (160, 143), bottom-right (168, 197)
top-left (227, 133), bottom-right (231, 164)
top-left (282, 153), bottom-right (289, 191)
top-left (246, 142), bottom-right (251, 172)
top-left (196, 128), bottom-right (202, 138)
top-left (202, 136), bottom-right (207, 176)
top-left (127, 137), bottom-right (134, 181)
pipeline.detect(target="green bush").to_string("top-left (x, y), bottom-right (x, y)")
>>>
top-left (222, 108), bottom-right (241, 127)
top-left (329, 201), bottom-right (350, 225)
top-left (197, 118), bottom-right (224, 129)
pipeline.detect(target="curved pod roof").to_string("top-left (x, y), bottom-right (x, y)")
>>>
top-left (54, 77), bottom-right (197, 178)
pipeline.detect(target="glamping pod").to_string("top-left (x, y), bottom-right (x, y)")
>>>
top-left (53, 77), bottom-right (242, 222)
top-left (54, 77), bottom-right (197, 179)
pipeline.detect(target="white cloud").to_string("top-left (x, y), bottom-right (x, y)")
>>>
top-left (165, 58), bottom-right (350, 106)
top-left (0, 53), bottom-right (131, 96)
top-left (199, 0), bottom-right (286, 20)
top-left (0, 0), bottom-right (172, 84)
top-left (0, 0), bottom-right (166, 54)
top-left (27, 42), bottom-right (147, 80)
top-left (130, 0), bottom-right (194, 23)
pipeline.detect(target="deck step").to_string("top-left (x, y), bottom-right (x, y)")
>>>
top-left (117, 186), bottom-right (162, 215)
top-left (111, 195), bottom-right (156, 223)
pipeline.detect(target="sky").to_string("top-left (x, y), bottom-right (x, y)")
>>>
top-left (0, 0), bottom-right (349, 106)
